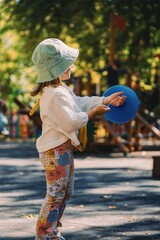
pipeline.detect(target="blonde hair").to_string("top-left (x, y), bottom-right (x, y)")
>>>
top-left (30, 78), bottom-right (61, 97)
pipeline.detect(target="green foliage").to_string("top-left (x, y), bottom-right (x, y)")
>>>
top-left (0, 0), bottom-right (160, 101)
top-left (87, 120), bottom-right (97, 142)
top-left (3, 0), bottom-right (160, 65)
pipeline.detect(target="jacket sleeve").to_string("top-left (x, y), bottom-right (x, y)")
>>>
top-left (75, 95), bottom-right (105, 112)
top-left (51, 91), bottom-right (88, 133)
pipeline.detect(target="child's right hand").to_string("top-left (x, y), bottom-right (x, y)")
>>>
top-left (87, 105), bottom-right (110, 120)
top-left (95, 105), bottom-right (110, 115)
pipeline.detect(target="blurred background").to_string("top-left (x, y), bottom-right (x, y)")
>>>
top-left (0, 0), bottom-right (160, 154)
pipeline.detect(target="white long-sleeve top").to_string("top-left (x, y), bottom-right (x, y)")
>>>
top-left (36, 84), bottom-right (104, 152)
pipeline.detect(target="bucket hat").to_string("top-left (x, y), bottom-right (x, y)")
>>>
top-left (32, 38), bottom-right (79, 83)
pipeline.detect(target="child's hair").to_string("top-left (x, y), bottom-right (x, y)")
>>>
top-left (30, 78), bottom-right (61, 96)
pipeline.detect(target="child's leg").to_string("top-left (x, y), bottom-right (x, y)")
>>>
top-left (57, 156), bottom-right (75, 229)
top-left (35, 140), bottom-right (74, 239)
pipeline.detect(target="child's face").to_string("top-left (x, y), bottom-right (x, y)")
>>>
top-left (60, 64), bottom-right (74, 81)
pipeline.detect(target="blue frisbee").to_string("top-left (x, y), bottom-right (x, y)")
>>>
top-left (103, 85), bottom-right (139, 124)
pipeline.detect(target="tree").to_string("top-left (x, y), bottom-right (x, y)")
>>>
top-left (0, 5), bottom-right (36, 102)
top-left (1, 0), bottom-right (160, 95)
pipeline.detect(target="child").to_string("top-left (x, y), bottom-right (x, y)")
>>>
top-left (30, 38), bottom-right (125, 240)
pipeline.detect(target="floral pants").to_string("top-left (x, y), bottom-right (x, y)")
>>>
top-left (36, 140), bottom-right (74, 240)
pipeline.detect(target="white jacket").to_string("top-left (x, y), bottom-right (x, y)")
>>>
top-left (36, 84), bottom-right (104, 152)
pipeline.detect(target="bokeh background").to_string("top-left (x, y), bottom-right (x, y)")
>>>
top-left (0, 0), bottom-right (160, 152)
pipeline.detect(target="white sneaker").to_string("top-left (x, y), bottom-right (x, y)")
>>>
top-left (59, 236), bottom-right (65, 240)
top-left (35, 232), bottom-right (65, 240)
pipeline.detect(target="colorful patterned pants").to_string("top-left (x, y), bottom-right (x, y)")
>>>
top-left (35, 140), bottom-right (74, 240)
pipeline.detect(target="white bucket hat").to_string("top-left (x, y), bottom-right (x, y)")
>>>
top-left (32, 38), bottom-right (79, 83)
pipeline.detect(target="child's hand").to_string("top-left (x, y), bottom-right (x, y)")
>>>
top-left (95, 105), bottom-right (110, 115)
top-left (87, 105), bottom-right (110, 120)
top-left (103, 92), bottom-right (127, 107)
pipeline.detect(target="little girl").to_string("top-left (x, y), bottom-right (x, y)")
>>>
top-left (30, 38), bottom-right (125, 240)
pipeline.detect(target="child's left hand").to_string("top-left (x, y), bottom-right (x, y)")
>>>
top-left (103, 91), bottom-right (127, 107)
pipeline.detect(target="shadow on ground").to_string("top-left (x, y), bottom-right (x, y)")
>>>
top-left (0, 142), bottom-right (160, 239)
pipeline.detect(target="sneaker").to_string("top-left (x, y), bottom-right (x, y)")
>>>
top-left (59, 236), bottom-right (65, 240)
top-left (35, 233), bottom-right (65, 240)
top-left (46, 236), bottom-right (65, 240)
top-left (55, 230), bottom-right (65, 240)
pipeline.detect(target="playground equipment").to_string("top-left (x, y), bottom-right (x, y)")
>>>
top-left (10, 12), bottom-right (159, 153)
top-left (11, 97), bottom-right (42, 138)
top-left (0, 99), bottom-right (9, 139)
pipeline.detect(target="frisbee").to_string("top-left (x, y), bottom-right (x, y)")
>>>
top-left (103, 85), bottom-right (139, 124)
